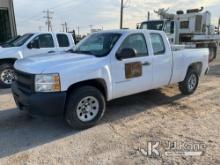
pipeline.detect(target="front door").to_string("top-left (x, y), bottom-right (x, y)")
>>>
top-left (111, 33), bottom-right (153, 99)
top-left (23, 34), bottom-right (57, 57)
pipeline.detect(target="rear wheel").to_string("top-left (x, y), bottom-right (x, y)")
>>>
top-left (0, 63), bottom-right (15, 88)
top-left (65, 86), bottom-right (106, 129)
top-left (179, 69), bottom-right (199, 95)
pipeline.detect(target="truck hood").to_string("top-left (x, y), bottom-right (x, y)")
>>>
top-left (14, 52), bottom-right (98, 74)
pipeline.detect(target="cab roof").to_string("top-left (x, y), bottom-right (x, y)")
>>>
top-left (94, 29), bottom-right (163, 35)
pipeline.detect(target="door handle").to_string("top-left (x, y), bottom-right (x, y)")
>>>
top-left (142, 61), bottom-right (151, 66)
top-left (48, 51), bottom-right (55, 53)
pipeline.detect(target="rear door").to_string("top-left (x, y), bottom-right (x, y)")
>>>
top-left (150, 33), bottom-right (172, 88)
top-left (56, 34), bottom-right (73, 52)
top-left (111, 32), bottom-right (153, 99)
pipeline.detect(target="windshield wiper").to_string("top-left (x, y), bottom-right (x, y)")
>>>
top-left (72, 50), bottom-right (94, 55)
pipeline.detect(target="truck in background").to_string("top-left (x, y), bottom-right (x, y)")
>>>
top-left (0, 32), bottom-right (75, 88)
top-left (138, 7), bottom-right (220, 62)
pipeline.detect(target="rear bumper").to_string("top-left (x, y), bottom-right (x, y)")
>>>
top-left (12, 82), bottom-right (66, 116)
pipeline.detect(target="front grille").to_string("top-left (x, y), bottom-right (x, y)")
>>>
top-left (15, 70), bottom-right (34, 94)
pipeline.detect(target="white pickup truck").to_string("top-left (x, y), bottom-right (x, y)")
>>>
top-left (0, 32), bottom-right (75, 88)
top-left (12, 30), bottom-right (209, 129)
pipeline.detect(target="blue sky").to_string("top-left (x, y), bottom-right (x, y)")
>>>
top-left (14, 0), bottom-right (220, 35)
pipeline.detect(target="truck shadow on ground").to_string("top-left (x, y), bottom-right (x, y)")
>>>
top-left (208, 64), bottom-right (220, 77)
top-left (0, 88), bottom-right (185, 158)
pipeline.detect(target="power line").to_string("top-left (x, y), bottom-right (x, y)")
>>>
top-left (43, 9), bottom-right (54, 32)
top-left (49, 0), bottom-right (76, 10)
top-left (17, 0), bottom-right (73, 23)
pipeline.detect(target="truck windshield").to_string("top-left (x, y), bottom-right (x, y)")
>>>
top-left (9, 33), bottom-right (34, 47)
top-left (140, 21), bottom-right (164, 30)
top-left (73, 33), bottom-right (121, 57)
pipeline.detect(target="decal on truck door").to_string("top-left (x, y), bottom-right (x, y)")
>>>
top-left (125, 62), bottom-right (142, 79)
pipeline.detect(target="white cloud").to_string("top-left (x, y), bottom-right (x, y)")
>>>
top-left (14, 0), bottom-right (220, 34)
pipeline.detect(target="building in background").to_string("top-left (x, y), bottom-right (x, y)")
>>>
top-left (0, 0), bottom-right (17, 43)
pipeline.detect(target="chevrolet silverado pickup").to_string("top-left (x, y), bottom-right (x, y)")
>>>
top-left (12, 30), bottom-right (209, 129)
top-left (0, 32), bottom-right (75, 88)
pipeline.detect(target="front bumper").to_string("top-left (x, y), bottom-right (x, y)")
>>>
top-left (12, 82), bottom-right (66, 116)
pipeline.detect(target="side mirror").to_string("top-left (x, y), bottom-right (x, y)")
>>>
top-left (27, 40), bottom-right (40, 49)
top-left (116, 48), bottom-right (137, 60)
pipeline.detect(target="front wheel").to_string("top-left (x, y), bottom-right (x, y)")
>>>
top-left (65, 86), bottom-right (106, 130)
top-left (179, 70), bottom-right (199, 95)
top-left (0, 63), bottom-right (15, 88)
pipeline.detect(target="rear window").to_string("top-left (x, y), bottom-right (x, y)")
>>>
top-left (57, 34), bottom-right (70, 47)
top-left (150, 33), bottom-right (166, 55)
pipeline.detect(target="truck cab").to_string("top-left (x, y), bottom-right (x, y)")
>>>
top-left (139, 20), bottom-right (176, 44)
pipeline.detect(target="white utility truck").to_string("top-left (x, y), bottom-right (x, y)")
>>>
top-left (138, 7), bottom-right (220, 62)
top-left (0, 32), bottom-right (75, 88)
top-left (12, 30), bottom-right (209, 129)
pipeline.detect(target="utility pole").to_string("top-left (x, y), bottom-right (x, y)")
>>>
top-left (61, 23), bottom-right (65, 32)
top-left (65, 22), bottom-right (68, 32)
top-left (147, 11), bottom-right (150, 21)
top-left (218, 17), bottom-right (220, 35)
top-left (38, 26), bottom-right (43, 31)
top-left (61, 22), bottom-right (68, 32)
top-left (77, 26), bottom-right (80, 36)
top-left (120, 0), bottom-right (124, 29)
top-left (43, 9), bottom-right (54, 32)
top-left (89, 25), bottom-right (93, 33)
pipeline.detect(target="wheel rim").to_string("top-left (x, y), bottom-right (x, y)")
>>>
top-left (76, 96), bottom-right (99, 122)
top-left (0, 69), bottom-right (15, 85)
top-left (188, 74), bottom-right (197, 91)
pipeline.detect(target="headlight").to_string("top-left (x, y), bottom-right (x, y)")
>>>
top-left (35, 74), bottom-right (61, 92)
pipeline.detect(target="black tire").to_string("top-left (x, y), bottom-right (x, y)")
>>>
top-left (0, 63), bottom-right (15, 89)
top-left (65, 86), bottom-right (106, 130)
top-left (179, 69), bottom-right (199, 95)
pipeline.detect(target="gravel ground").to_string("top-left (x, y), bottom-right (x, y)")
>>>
top-left (0, 56), bottom-right (220, 165)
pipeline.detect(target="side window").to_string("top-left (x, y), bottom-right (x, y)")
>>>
top-left (165, 21), bottom-right (174, 34)
top-left (165, 21), bottom-right (171, 34)
top-left (170, 21), bottom-right (175, 34)
top-left (32, 34), bottom-right (54, 48)
top-left (118, 33), bottom-right (148, 57)
top-left (57, 34), bottom-right (70, 47)
top-left (150, 33), bottom-right (166, 55)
